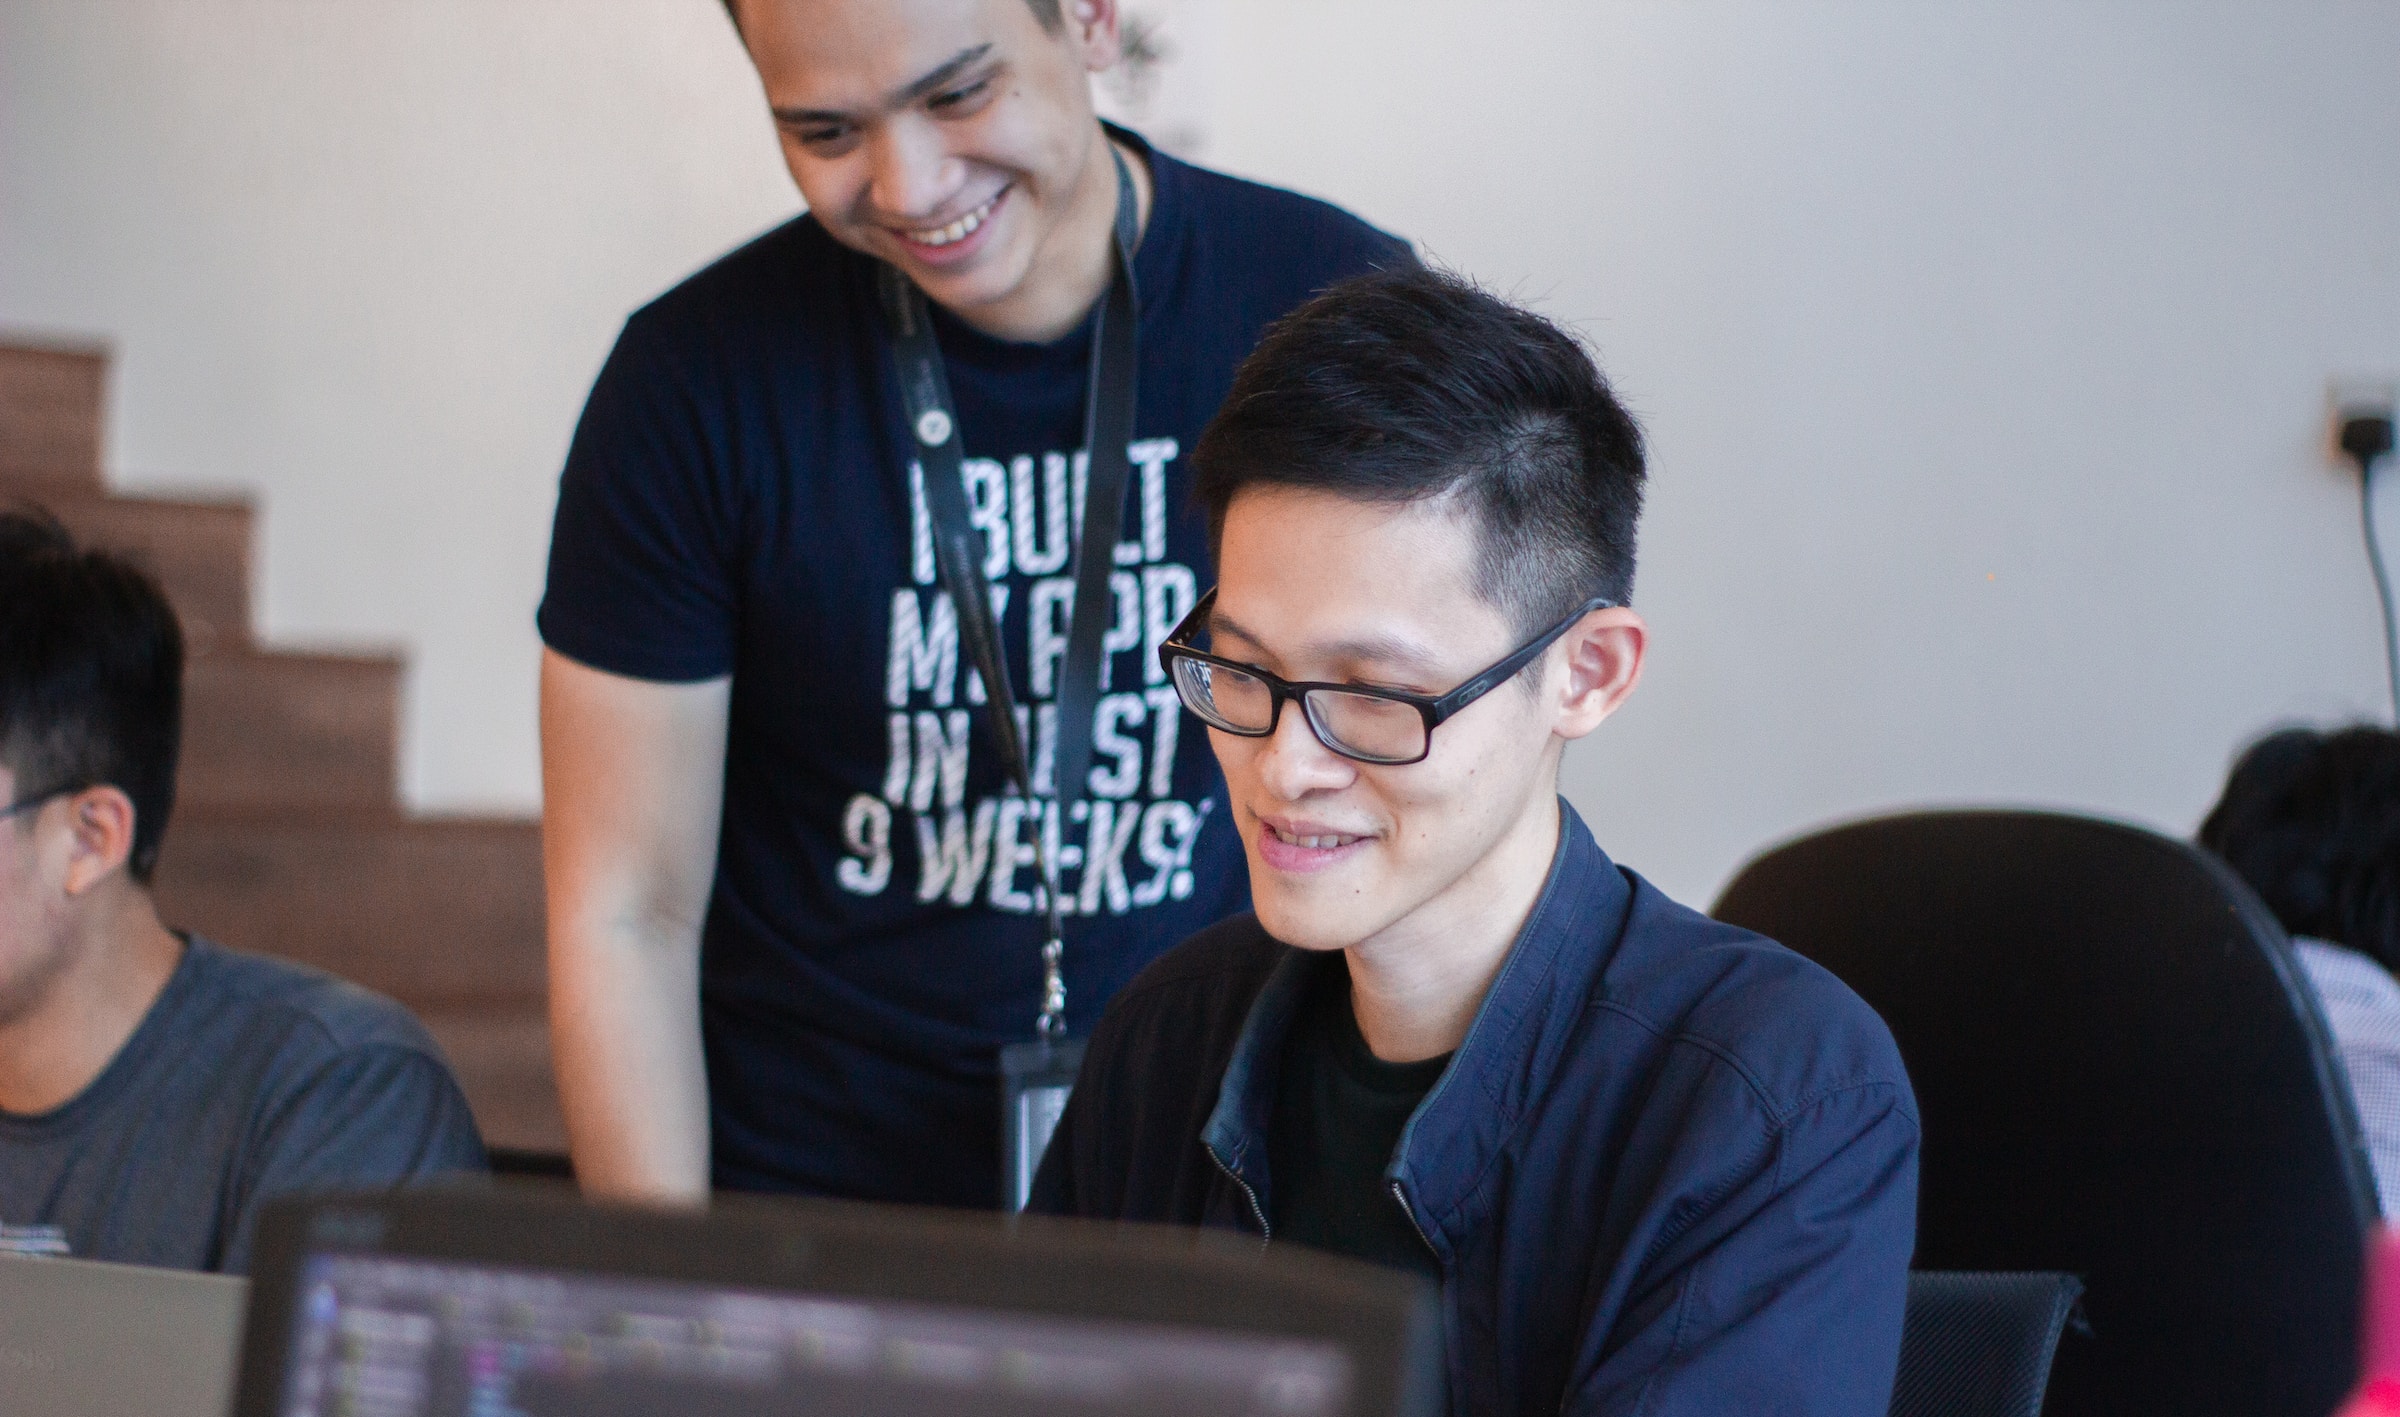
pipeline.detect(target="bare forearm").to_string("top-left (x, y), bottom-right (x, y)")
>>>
top-left (538, 650), bottom-right (729, 1205)
top-left (548, 914), bottom-right (710, 1202)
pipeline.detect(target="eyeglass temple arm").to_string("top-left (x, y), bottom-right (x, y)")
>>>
top-left (1424, 596), bottom-right (1618, 726)
top-left (1157, 588), bottom-right (1218, 675)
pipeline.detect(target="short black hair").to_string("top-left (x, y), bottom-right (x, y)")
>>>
top-left (2200, 725), bottom-right (2400, 974)
top-left (722, 0), bottom-right (1064, 38)
top-left (0, 507), bottom-right (184, 885)
top-left (1193, 266), bottom-right (1646, 636)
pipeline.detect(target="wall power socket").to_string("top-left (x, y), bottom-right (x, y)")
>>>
top-left (2333, 376), bottom-right (2398, 474)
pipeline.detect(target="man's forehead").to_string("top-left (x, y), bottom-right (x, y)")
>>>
top-left (1213, 488), bottom-right (1500, 667)
top-left (1219, 484), bottom-right (1480, 576)
top-left (738, 0), bottom-right (1027, 76)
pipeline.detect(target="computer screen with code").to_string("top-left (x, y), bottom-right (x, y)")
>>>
top-left (273, 1252), bottom-right (1355, 1417)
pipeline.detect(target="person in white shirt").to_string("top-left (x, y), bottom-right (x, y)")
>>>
top-left (2201, 725), bottom-right (2400, 1214)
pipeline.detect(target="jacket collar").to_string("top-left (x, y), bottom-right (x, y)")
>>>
top-left (1200, 802), bottom-right (1632, 1244)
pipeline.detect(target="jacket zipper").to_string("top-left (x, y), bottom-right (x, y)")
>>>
top-left (1206, 1145), bottom-right (1272, 1242)
top-left (1391, 1178), bottom-right (1458, 1410)
top-left (1388, 1179), bottom-right (1440, 1261)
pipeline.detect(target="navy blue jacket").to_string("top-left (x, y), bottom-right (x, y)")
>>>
top-left (1030, 805), bottom-right (1919, 1415)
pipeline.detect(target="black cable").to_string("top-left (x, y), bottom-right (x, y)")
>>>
top-left (2364, 461), bottom-right (2400, 725)
top-left (2343, 413), bottom-right (2400, 723)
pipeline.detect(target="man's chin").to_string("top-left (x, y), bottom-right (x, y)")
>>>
top-left (1248, 888), bottom-right (1390, 956)
top-left (822, 220), bottom-right (997, 299)
top-left (883, 234), bottom-right (1025, 313)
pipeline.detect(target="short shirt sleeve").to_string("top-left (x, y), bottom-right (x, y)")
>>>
top-left (537, 309), bottom-right (746, 683)
top-left (223, 1045), bottom-right (488, 1275)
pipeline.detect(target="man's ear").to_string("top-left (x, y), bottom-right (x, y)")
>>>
top-left (58, 786), bottom-right (138, 897)
top-left (1064, 0), bottom-right (1125, 72)
top-left (1553, 607), bottom-right (1647, 743)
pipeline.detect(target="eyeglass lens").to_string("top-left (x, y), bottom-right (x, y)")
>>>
top-left (1169, 656), bottom-right (1428, 764)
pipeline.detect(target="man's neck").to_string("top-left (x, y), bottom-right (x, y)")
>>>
top-left (0, 891), bottom-right (183, 1115)
top-left (1343, 793), bottom-right (1564, 1065)
top-left (950, 129), bottom-right (1151, 344)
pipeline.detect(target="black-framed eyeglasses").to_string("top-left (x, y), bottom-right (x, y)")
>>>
top-left (1157, 589), bottom-right (1616, 766)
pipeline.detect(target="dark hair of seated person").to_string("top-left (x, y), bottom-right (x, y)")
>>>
top-left (0, 506), bottom-right (183, 884)
top-left (1191, 264), bottom-right (1647, 640)
top-left (2200, 725), bottom-right (2400, 974)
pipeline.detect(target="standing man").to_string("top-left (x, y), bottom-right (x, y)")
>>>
top-left (539, 0), bottom-right (1409, 1207)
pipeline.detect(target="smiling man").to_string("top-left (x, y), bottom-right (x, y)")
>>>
top-left (538, 0), bottom-right (1408, 1208)
top-left (1030, 269), bottom-right (1920, 1414)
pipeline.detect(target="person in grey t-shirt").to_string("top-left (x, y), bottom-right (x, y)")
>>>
top-left (2201, 724), bottom-right (2400, 1214)
top-left (0, 509), bottom-right (485, 1273)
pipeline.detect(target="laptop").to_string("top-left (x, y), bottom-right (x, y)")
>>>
top-left (228, 1186), bottom-right (1443, 1416)
top-left (0, 1252), bottom-right (247, 1417)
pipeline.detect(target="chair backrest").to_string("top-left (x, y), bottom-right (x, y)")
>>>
top-left (1715, 810), bottom-right (2377, 1417)
top-left (1894, 1271), bottom-right (2083, 1417)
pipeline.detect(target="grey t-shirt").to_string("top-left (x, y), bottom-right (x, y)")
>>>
top-left (0, 935), bottom-right (487, 1273)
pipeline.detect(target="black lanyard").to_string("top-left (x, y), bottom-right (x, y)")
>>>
top-left (878, 150), bottom-right (1141, 1042)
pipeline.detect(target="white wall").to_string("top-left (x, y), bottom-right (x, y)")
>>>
top-left (3, 1), bottom-right (2397, 902)
top-left (0, 0), bottom-right (798, 814)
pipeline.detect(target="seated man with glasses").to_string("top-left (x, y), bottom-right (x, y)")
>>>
top-left (1030, 269), bottom-right (1919, 1414)
top-left (0, 510), bottom-right (485, 1272)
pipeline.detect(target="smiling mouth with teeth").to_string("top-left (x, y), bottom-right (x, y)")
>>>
top-left (1268, 823), bottom-right (1364, 850)
top-left (903, 189), bottom-right (1004, 249)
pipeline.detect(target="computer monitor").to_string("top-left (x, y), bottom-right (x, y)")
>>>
top-left (0, 1253), bottom-right (246, 1417)
top-left (228, 1188), bottom-right (1443, 1417)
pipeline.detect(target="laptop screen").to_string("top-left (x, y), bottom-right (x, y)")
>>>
top-left (272, 1250), bottom-right (1355, 1417)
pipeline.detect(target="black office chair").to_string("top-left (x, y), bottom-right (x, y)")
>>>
top-left (1715, 810), bottom-right (2377, 1417)
top-left (1894, 1271), bottom-right (2082, 1417)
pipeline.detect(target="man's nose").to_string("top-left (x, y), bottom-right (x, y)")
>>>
top-left (865, 121), bottom-right (961, 223)
top-left (1255, 703), bottom-right (1354, 800)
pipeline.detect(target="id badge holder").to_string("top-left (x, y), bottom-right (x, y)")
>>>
top-left (999, 1034), bottom-right (1086, 1212)
top-left (884, 151), bottom-right (1136, 1218)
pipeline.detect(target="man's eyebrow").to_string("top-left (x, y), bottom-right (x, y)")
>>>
top-left (1207, 608), bottom-right (1448, 678)
top-left (771, 44), bottom-right (995, 126)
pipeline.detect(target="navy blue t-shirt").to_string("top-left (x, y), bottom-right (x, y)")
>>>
top-left (539, 131), bottom-right (1411, 1207)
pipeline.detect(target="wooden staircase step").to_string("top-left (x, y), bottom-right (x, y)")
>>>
top-left (0, 330), bottom-right (569, 1164)
top-left (417, 1004), bottom-right (564, 1155)
top-left (152, 811), bottom-right (545, 1007)
top-left (22, 491), bottom-right (254, 654)
top-left (180, 651), bottom-right (400, 812)
top-left (0, 341), bottom-right (106, 490)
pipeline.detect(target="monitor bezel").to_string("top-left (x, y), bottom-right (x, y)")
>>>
top-left (229, 1185), bottom-right (1444, 1417)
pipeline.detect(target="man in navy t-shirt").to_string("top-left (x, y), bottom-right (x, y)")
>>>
top-left (537, 0), bottom-right (1408, 1207)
